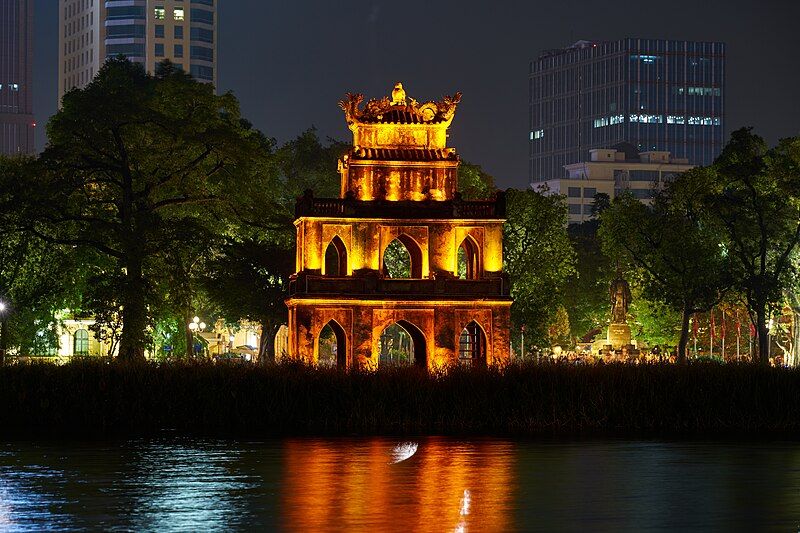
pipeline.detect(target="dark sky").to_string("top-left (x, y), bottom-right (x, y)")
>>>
top-left (32, 0), bottom-right (800, 188)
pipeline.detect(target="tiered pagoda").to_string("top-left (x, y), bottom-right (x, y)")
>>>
top-left (286, 83), bottom-right (511, 370)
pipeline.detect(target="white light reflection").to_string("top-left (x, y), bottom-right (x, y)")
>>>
top-left (454, 489), bottom-right (471, 533)
top-left (389, 442), bottom-right (418, 464)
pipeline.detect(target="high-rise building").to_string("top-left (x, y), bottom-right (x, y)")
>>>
top-left (58, 0), bottom-right (217, 104)
top-left (529, 38), bottom-right (725, 183)
top-left (0, 0), bottom-right (34, 155)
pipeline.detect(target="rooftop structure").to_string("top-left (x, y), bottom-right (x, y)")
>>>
top-left (534, 145), bottom-right (695, 224)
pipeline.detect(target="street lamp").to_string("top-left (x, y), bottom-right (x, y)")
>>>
top-left (0, 299), bottom-right (7, 366)
top-left (187, 316), bottom-right (206, 357)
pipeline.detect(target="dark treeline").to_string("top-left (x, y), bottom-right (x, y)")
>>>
top-left (1, 360), bottom-right (799, 436)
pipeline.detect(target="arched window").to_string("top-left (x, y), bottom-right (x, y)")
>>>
top-left (382, 235), bottom-right (422, 278)
top-left (318, 320), bottom-right (347, 369)
top-left (457, 236), bottom-right (481, 280)
top-left (378, 320), bottom-right (427, 368)
top-left (323, 235), bottom-right (347, 276)
top-left (74, 329), bottom-right (90, 356)
top-left (458, 321), bottom-right (486, 366)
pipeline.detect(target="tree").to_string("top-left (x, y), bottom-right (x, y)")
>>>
top-left (599, 175), bottom-right (730, 363)
top-left (562, 223), bottom-right (613, 342)
top-left (458, 161), bottom-right (496, 200)
top-left (202, 238), bottom-right (294, 362)
top-left (200, 130), bottom-right (346, 361)
top-left (702, 129), bottom-right (800, 364)
top-left (504, 189), bottom-right (576, 344)
top-left (19, 58), bottom-right (268, 361)
top-left (0, 156), bottom-right (82, 362)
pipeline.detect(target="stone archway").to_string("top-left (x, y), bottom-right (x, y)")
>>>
top-left (458, 320), bottom-right (487, 366)
top-left (457, 235), bottom-right (481, 280)
top-left (378, 320), bottom-right (427, 368)
top-left (382, 234), bottom-right (423, 278)
top-left (317, 319), bottom-right (347, 369)
top-left (323, 235), bottom-right (348, 276)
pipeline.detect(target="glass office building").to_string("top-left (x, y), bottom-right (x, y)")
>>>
top-left (59, 0), bottom-right (217, 105)
top-left (0, 0), bottom-right (34, 155)
top-left (529, 38), bottom-right (725, 183)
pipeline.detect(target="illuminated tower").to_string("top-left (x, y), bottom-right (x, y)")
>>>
top-left (286, 84), bottom-right (511, 370)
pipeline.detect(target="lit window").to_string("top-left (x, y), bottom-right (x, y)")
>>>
top-left (74, 329), bottom-right (89, 355)
top-left (174, 8), bottom-right (184, 20)
top-left (154, 6), bottom-right (165, 19)
top-left (530, 129), bottom-right (544, 140)
top-left (10, 84), bottom-right (19, 91)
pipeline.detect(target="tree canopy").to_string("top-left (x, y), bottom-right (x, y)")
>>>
top-left (16, 58), bottom-right (269, 360)
top-left (504, 189), bottom-right (576, 347)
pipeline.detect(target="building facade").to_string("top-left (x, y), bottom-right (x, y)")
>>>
top-left (529, 38), bottom-right (724, 183)
top-left (286, 84), bottom-right (512, 370)
top-left (536, 146), bottom-right (694, 224)
top-left (59, 0), bottom-right (216, 103)
top-left (0, 0), bottom-right (34, 155)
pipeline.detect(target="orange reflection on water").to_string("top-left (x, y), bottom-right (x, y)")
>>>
top-left (281, 437), bottom-right (515, 532)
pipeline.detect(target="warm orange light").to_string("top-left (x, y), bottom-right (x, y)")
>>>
top-left (287, 84), bottom-right (512, 370)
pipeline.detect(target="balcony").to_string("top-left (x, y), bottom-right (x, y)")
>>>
top-left (289, 270), bottom-right (511, 300)
top-left (294, 191), bottom-right (506, 220)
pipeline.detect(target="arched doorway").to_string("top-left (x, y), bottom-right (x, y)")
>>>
top-left (317, 320), bottom-right (347, 369)
top-left (378, 320), bottom-right (427, 368)
top-left (458, 321), bottom-right (486, 366)
top-left (457, 236), bottom-right (481, 280)
top-left (382, 235), bottom-right (423, 278)
top-left (323, 235), bottom-right (347, 276)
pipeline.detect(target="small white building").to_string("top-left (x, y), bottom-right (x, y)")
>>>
top-left (534, 147), bottom-right (695, 225)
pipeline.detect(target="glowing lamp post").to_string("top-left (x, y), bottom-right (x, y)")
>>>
top-left (187, 316), bottom-right (207, 358)
top-left (0, 300), bottom-right (7, 366)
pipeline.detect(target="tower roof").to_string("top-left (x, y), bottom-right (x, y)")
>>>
top-left (339, 83), bottom-right (461, 150)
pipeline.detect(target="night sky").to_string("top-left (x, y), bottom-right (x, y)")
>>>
top-left (32, 0), bottom-right (800, 188)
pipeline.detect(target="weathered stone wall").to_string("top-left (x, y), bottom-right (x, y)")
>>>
top-left (295, 218), bottom-right (505, 279)
top-left (287, 301), bottom-right (511, 370)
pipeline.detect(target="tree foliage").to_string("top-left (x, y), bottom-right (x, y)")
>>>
top-left (599, 178), bottom-right (730, 362)
top-left (457, 161), bottom-right (496, 200)
top-left (504, 189), bottom-right (576, 344)
top-left (17, 59), bottom-right (268, 360)
top-left (701, 128), bottom-right (800, 364)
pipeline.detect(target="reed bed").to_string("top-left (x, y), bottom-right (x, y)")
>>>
top-left (1, 360), bottom-right (799, 437)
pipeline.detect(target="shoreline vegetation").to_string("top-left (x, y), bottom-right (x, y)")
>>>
top-left (1, 360), bottom-right (799, 438)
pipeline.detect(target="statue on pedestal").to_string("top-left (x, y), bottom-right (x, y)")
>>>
top-left (607, 272), bottom-right (633, 351)
top-left (609, 275), bottom-right (631, 324)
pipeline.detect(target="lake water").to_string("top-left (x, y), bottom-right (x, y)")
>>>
top-left (1, 437), bottom-right (799, 531)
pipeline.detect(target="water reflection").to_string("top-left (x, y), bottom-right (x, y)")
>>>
top-left (2, 438), bottom-right (800, 531)
top-left (281, 437), bottom-right (514, 532)
top-left (125, 442), bottom-right (259, 531)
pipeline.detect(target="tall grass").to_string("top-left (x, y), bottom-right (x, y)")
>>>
top-left (1, 360), bottom-right (799, 437)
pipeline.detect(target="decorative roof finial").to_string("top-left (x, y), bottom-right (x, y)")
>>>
top-left (391, 82), bottom-right (407, 106)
